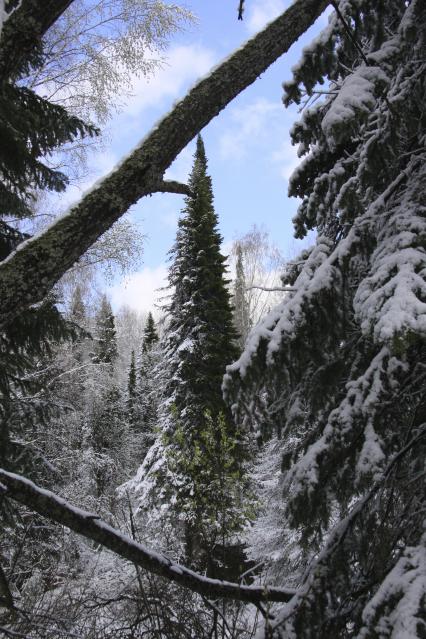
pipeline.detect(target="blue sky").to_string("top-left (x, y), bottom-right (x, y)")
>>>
top-left (64, 1), bottom-right (329, 313)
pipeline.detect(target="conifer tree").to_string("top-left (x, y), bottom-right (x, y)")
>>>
top-left (94, 295), bottom-right (117, 365)
top-left (233, 243), bottom-right (250, 350)
top-left (164, 135), bottom-right (239, 427)
top-left (128, 137), bottom-right (248, 572)
top-left (0, 3), bottom-right (97, 475)
top-left (142, 311), bottom-right (159, 354)
top-left (127, 349), bottom-right (137, 425)
top-left (225, 1), bottom-right (426, 636)
top-left (138, 312), bottom-right (159, 439)
top-left (70, 285), bottom-right (86, 326)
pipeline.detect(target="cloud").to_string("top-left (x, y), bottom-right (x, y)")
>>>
top-left (120, 44), bottom-right (216, 118)
top-left (245, 0), bottom-right (288, 34)
top-left (108, 264), bottom-right (169, 314)
top-left (219, 98), bottom-right (282, 160)
top-left (271, 140), bottom-right (300, 181)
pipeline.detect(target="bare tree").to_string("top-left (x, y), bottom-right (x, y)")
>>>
top-left (231, 226), bottom-right (286, 338)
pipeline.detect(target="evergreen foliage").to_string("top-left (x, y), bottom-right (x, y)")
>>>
top-left (164, 135), bottom-right (239, 427)
top-left (94, 294), bottom-right (117, 365)
top-left (127, 137), bottom-right (247, 572)
top-left (127, 349), bottom-right (137, 425)
top-left (163, 410), bottom-right (253, 575)
top-left (233, 243), bottom-right (251, 351)
top-left (142, 311), bottom-right (159, 354)
top-left (0, 0), bottom-right (98, 219)
top-left (225, 1), bottom-right (426, 635)
top-left (138, 312), bottom-right (160, 443)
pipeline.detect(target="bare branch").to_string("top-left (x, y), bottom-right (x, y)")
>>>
top-left (0, 469), bottom-right (296, 605)
top-left (246, 286), bottom-right (295, 292)
top-left (152, 180), bottom-right (193, 198)
top-left (0, 0), bottom-right (330, 329)
top-left (238, 1), bottom-right (245, 21)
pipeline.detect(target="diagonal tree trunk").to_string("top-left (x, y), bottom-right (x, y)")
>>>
top-left (0, 0), bottom-right (329, 330)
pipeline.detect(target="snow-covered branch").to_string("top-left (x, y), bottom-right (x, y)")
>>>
top-left (0, 0), bottom-right (329, 329)
top-left (0, 469), bottom-right (296, 605)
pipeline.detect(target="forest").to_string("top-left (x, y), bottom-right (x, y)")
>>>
top-left (0, 0), bottom-right (425, 637)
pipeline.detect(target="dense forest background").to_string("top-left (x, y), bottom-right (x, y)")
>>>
top-left (0, 1), bottom-right (425, 638)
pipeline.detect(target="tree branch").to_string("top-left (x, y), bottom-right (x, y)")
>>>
top-left (0, 0), bottom-right (330, 329)
top-left (0, 0), bottom-right (74, 81)
top-left (0, 469), bottom-right (296, 605)
top-left (152, 180), bottom-right (193, 198)
top-left (246, 286), bottom-right (296, 292)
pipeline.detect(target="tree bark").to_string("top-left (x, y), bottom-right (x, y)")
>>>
top-left (0, 0), bottom-right (74, 81)
top-left (0, 468), bottom-right (296, 605)
top-left (0, 0), bottom-right (330, 329)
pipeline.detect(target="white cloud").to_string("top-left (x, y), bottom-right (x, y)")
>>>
top-left (245, 0), bottom-right (288, 34)
top-left (121, 44), bottom-right (216, 117)
top-left (271, 140), bottom-right (300, 181)
top-left (219, 98), bottom-right (282, 159)
top-left (108, 264), bottom-right (168, 314)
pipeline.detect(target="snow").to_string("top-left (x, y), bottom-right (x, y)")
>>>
top-left (358, 531), bottom-right (426, 639)
top-left (322, 66), bottom-right (390, 150)
top-left (224, 235), bottom-right (335, 383)
top-left (0, 0), bottom-right (21, 42)
top-left (354, 170), bottom-right (426, 343)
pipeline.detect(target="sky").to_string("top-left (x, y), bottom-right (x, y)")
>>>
top-left (60, 0), bottom-right (330, 315)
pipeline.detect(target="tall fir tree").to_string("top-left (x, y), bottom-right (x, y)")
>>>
top-left (142, 311), bottom-right (159, 354)
top-left (127, 349), bottom-right (137, 425)
top-left (164, 135), bottom-right (239, 428)
top-left (225, 1), bottom-right (426, 636)
top-left (138, 312), bottom-right (160, 440)
top-left (233, 243), bottom-right (251, 351)
top-left (94, 294), bottom-right (117, 365)
top-left (127, 137), bottom-right (249, 572)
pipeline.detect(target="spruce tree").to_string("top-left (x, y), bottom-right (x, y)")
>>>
top-left (225, 1), bottom-right (426, 636)
top-left (94, 295), bottom-right (117, 365)
top-left (142, 311), bottom-right (159, 354)
top-left (127, 349), bottom-right (137, 425)
top-left (164, 135), bottom-right (239, 427)
top-left (233, 243), bottom-right (250, 350)
top-left (138, 312), bottom-right (160, 441)
top-left (128, 137), bottom-right (248, 572)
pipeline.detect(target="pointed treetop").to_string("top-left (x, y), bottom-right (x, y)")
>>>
top-left (128, 350), bottom-right (137, 399)
top-left (188, 134), bottom-right (209, 188)
top-left (95, 294), bottom-right (117, 364)
top-left (142, 312), bottom-right (159, 354)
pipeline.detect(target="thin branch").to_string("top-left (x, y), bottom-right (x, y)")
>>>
top-left (238, 1), bottom-right (245, 21)
top-left (0, 469), bottom-right (296, 605)
top-left (330, 0), bottom-right (368, 66)
top-left (0, 0), bottom-right (330, 329)
top-left (246, 286), bottom-right (295, 292)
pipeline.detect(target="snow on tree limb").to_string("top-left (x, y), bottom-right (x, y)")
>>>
top-left (0, 468), bottom-right (296, 605)
top-left (0, 0), bottom-right (329, 329)
top-left (0, 0), bottom-right (74, 79)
